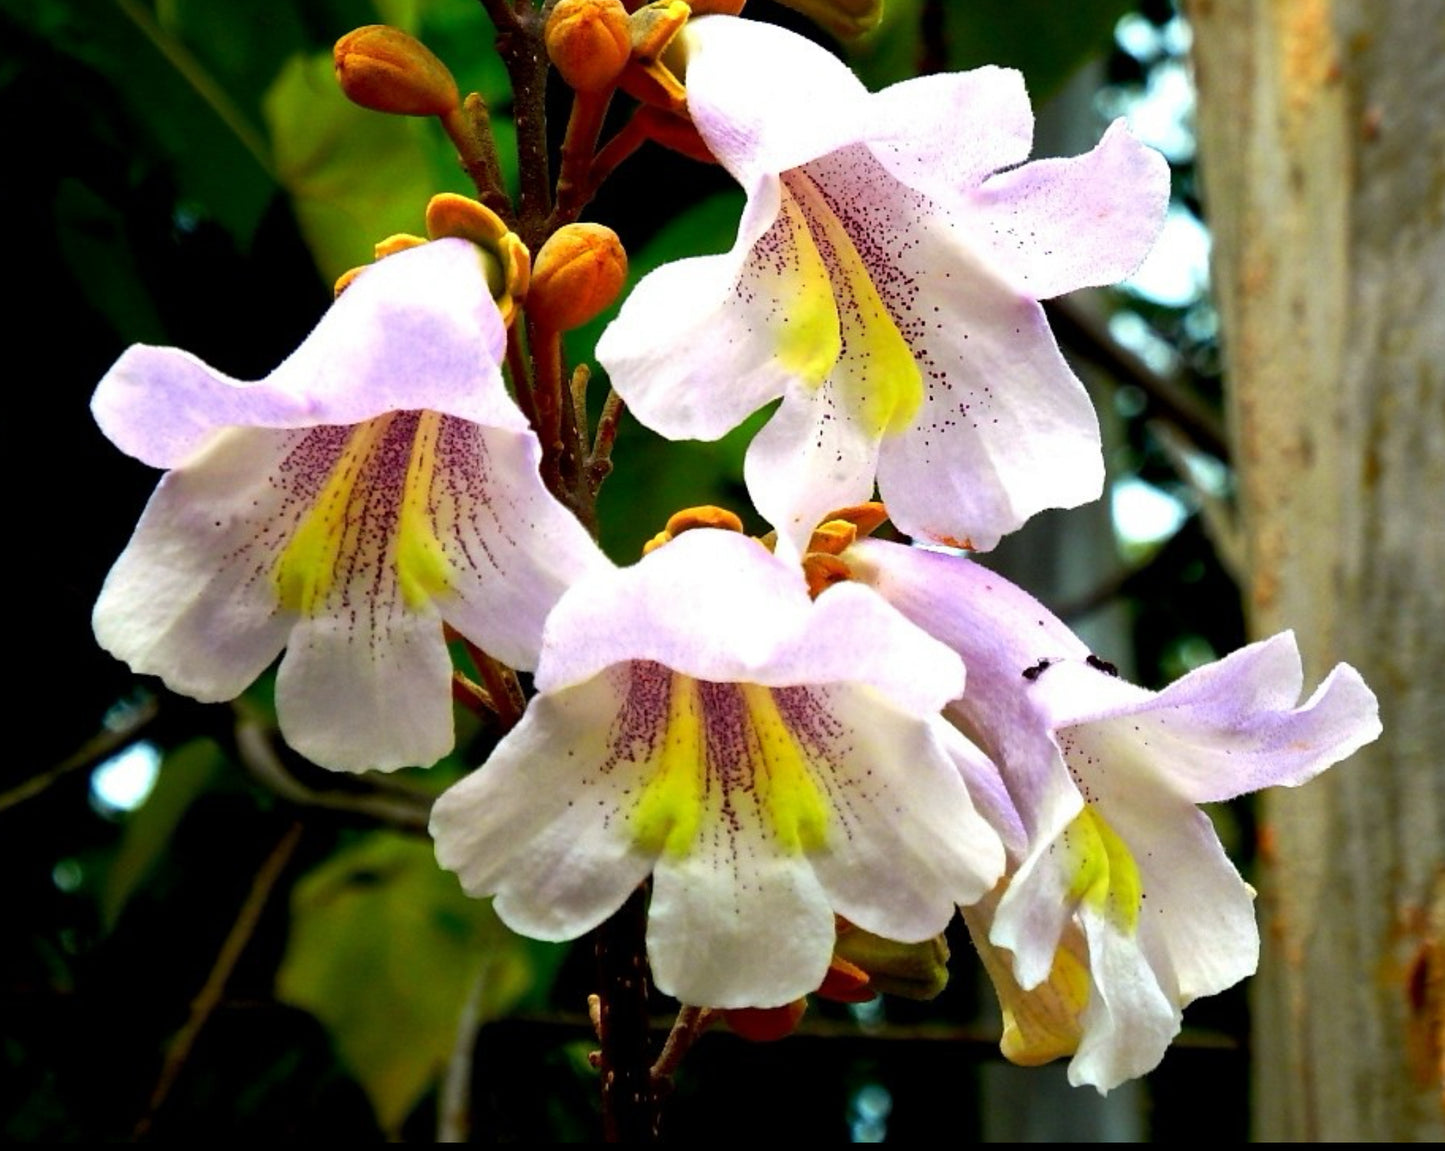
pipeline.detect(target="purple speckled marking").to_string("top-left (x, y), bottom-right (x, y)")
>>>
top-left (590, 662), bottom-right (885, 862)
top-left (217, 412), bottom-right (516, 652)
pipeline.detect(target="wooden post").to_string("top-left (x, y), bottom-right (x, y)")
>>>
top-left (1187, 0), bottom-right (1445, 1137)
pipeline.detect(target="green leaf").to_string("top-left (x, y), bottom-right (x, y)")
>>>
top-left (101, 738), bottom-right (227, 930)
top-left (264, 49), bottom-right (442, 285)
top-left (277, 831), bottom-right (554, 1133)
top-left (850, 0), bottom-right (1133, 103)
top-left (8, 0), bottom-right (276, 241)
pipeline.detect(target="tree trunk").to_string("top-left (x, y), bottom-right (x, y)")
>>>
top-left (1188, 0), bottom-right (1444, 1138)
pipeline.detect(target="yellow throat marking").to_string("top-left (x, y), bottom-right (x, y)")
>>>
top-left (1063, 804), bottom-right (1143, 933)
top-left (631, 676), bottom-right (830, 858)
top-left (273, 411), bottom-right (455, 615)
top-left (783, 170), bottom-right (923, 437)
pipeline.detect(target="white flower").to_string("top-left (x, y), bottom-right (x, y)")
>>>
top-left (93, 239), bottom-right (607, 772)
top-left (846, 538), bottom-right (1381, 1090)
top-left (431, 529), bottom-right (1004, 1008)
top-left (598, 16), bottom-right (1168, 556)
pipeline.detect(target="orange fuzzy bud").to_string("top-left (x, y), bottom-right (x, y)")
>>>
top-left (546, 0), bottom-right (632, 92)
top-left (333, 26), bottom-right (460, 117)
top-left (528, 223), bottom-right (628, 332)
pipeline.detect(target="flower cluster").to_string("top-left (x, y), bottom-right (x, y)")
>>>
top-left (90, 12), bottom-right (1380, 1095)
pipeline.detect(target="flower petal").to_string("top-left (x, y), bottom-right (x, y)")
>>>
top-left (865, 67), bottom-right (1034, 199)
top-left (743, 381), bottom-right (883, 561)
top-left (964, 120), bottom-right (1170, 300)
top-left (1069, 906), bottom-right (1179, 1092)
top-left (537, 530), bottom-right (964, 715)
top-left (430, 673), bottom-right (657, 939)
top-left (595, 181), bottom-right (826, 441)
top-left (869, 230), bottom-right (1102, 548)
top-left (683, 15), bottom-right (869, 184)
top-left (275, 600), bottom-right (454, 772)
top-left (1065, 632), bottom-right (1381, 804)
top-left (1090, 783), bottom-right (1258, 1006)
top-left (425, 419), bottom-right (610, 671)
top-left (991, 821), bottom-right (1084, 989)
top-left (93, 427), bottom-right (297, 700)
top-left (846, 539), bottom-right (1089, 842)
top-left (805, 691), bottom-right (1005, 940)
top-left (649, 821), bottom-right (836, 1008)
top-left (94, 239), bottom-right (517, 468)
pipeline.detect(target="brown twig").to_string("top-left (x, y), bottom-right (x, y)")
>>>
top-left (587, 388), bottom-right (626, 495)
top-left (466, 644), bottom-right (527, 733)
top-left (442, 95), bottom-right (514, 221)
top-left (1044, 296), bottom-right (1230, 461)
top-left (650, 1005), bottom-right (717, 1083)
top-left (528, 318), bottom-right (567, 497)
top-left (234, 720), bottom-right (431, 834)
top-left (438, 963), bottom-right (488, 1143)
top-left (133, 820), bottom-right (304, 1139)
top-left (551, 87), bottom-right (616, 230)
top-left (0, 694), bottom-right (161, 814)
top-left (493, 9), bottom-right (553, 249)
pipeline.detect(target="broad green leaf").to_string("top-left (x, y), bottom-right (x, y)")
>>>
top-left (8, 0), bottom-right (276, 240)
top-left (100, 738), bottom-right (227, 930)
top-left (850, 0), bottom-right (1133, 103)
top-left (264, 50), bottom-right (441, 285)
top-left (277, 831), bottom-right (552, 1133)
top-left (155, 0), bottom-right (309, 118)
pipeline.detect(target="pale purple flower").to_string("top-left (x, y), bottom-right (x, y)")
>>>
top-left (93, 239), bottom-right (607, 772)
top-left (430, 529), bottom-right (1004, 1008)
top-left (597, 16), bottom-right (1169, 557)
top-left (846, 538), bottom-right (1381, 1090)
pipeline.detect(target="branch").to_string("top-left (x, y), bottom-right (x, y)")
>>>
top-left (0, 694), bottom-right (160, 814)
top-left (234, 720), bottom-right (432, 834)
top-left (133, 820), bottom-right (304, 1139)
top-left (1045, 296), bottom-right (1230, 461)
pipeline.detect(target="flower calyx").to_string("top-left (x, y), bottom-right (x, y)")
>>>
top-left (426, 194), bottom-right (531, 326)
top-left (643, 504), bottom-right (746, 554)
top-left (546, 0), bottom-right (632, 93)
top-left (333, 25), bottom-right (459, 118)
top-left (528, 223), bottom-right (628, 333)
top-left (796, 502), bottom-right (889, 598)
top-left (619, 0), bottom-right (693, 114)
top-left (332, 195), bottom-right (530, 327)
top-left (834, 919), bottom-right (950, 1001)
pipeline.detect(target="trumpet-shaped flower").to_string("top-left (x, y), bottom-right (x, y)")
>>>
top-left (430, 529), bottom-right (1005, 1008)
top-left (844, 539), bottom-right (1381, 1090)
top-left (93, 238), bottom-right (607, 772)
top-left (597, 17), bottom-right (1168, 556)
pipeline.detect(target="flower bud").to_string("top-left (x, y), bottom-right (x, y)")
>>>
top-left (835, 924), bottom-right (951, 1000)
top-left (333, 26), bottom-right (459, 117)
top-left (545, 0), bottom-right (631, 93)
top-left (528, 223), bottom-right (628, 332)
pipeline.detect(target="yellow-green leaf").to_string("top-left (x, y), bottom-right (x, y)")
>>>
top-left (277, 831), bottom-right (544, 1133)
